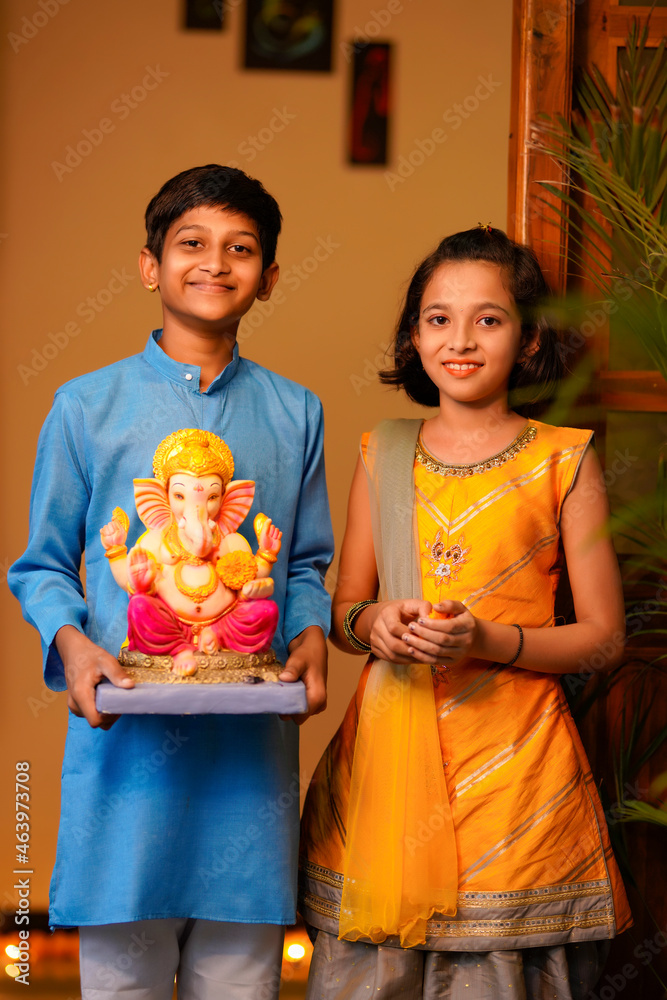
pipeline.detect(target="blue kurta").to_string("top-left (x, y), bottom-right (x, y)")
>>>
top-left (9, 331), bottom-right (334, 928)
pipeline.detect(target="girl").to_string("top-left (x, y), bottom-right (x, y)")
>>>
top-left (299, 227), bottom-right (631, 999)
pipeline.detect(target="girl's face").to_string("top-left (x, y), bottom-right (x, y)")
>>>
top-left (412, 261), bottom-right (531, 409)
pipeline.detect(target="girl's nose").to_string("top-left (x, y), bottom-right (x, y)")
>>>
top-left (447, 322), bottom-right (476, 353)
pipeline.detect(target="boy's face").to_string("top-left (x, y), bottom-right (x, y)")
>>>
top-left (140, 205), bottom-right (279, 335)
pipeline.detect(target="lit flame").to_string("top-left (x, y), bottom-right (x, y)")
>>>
top-left (5, 965), bottom-right (20, 978)
top-left (286, 943), bottom-right (306, 961)
top-left (5, 945), bottom-right (20, 960)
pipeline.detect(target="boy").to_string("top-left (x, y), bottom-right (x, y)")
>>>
top-left (9, 165), bottom-right (334, 1000)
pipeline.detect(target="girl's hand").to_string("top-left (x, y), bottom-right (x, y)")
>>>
top-left (398, 600), bottom-right (477, 665)
top-left (368, 598), bottom-right (437, 664)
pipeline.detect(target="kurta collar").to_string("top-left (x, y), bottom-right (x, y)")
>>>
top-left (142, 329), bottom-right (241, 394)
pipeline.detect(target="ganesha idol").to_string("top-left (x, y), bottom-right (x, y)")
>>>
top-left (100, 429), bottom-right (281, 679)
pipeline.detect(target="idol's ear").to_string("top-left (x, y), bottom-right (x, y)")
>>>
top-left (133, 478), bottom-right (174, 531)
top-left (217, 480), bottom-right (255, 535)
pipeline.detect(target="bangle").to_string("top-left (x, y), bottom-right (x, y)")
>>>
top-left (257, 548), bottom-right (278, 564)
top-left (503, 624), bottom-right (523, 667)
top-left (105, 545), bottom-right (127, 562)
top-left (342, 600), bottom-right (377, 653)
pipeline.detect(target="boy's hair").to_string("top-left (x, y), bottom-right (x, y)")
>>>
top-left (379, 227), bottom-right (563, 411)
top-left (144, 164), bottom-right (282, 267)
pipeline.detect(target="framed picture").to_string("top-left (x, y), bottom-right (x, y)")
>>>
top-left (184, 0), bottom-right (224, 30)
top-left (244, 0), bottom-right (334, 72)
top-left (348, 42), bottom-right (391, 165)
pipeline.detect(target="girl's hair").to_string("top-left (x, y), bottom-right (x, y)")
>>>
top-left (379, 227), bottom-right (563, 412)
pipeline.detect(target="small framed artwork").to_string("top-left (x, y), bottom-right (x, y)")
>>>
top-left (184, 0), bottom-right (224, 30)
top-left (348, 42), bottom-right (391, 165)
top-left (244, 0), bottom-right (334, 72)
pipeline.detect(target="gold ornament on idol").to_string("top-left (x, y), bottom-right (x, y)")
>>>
top-left (173, 561), bottom-right (219, 605)
top-left (153, 429), bottom-right (234, 488)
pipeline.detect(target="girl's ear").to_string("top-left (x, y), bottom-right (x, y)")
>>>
top-left (410, 324), bottom-right (420, 352)
top-left (518, 330), bottom-right (540, 364)
top-left (139, 247), bottom-right (159, 292)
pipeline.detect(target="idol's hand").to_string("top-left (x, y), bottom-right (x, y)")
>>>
top-left (258, 518), bottom-right (282, 555)
top-left (400, 600), bottom-right (477, 665)
top-left (240, 576), bottom-right (274, 600)
top-left (100, 515), bottom-right (127, 550)
top-left (127, 546), bottom-right (158, 593)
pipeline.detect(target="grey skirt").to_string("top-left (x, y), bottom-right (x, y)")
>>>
top-left (305, 929), bottom-right (610, 1000)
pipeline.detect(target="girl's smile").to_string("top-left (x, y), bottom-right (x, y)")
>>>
top-left (442, 360), bottom-right (484, 377)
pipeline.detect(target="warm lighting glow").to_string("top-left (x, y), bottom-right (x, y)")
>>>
top-left (5, 945), bottom-right (20, 960)
top-left (5, 965), bottom-right (20, 978)
top-left (286, 943), bottom-right (306, 961)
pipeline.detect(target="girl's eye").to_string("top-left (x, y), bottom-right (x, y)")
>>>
top-left (479, 316), bottom-right (500, 327)
top-left (428, 315), bottom-right (448, 326)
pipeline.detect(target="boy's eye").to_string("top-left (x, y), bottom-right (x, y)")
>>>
top-left (229, 244), bottom-right (251, 254)
top-left (181, 239), bottom-right (202, 248)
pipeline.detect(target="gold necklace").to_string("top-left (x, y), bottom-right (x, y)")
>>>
top-left (173, 561), bottom-right (219, 605)
top-left (415, 424), bottom-right (537, 478)
top-left (163, 523), bottom-right (221, 604)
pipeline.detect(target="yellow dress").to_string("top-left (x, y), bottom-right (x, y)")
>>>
top-left (299, 419), bottom-right (631, 956)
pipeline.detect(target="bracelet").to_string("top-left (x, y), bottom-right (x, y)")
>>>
top-left (257, 548), bottom-right (278, 564)
top-left (503, 624), bottom-right (523, 667)
top-left (105, 544), bottom-right (127, 562)
top-left (342, 600), bottom-right (377, 653)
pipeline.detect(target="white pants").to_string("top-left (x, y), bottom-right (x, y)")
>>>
top-left (79, 918), bottom-right (285, 1000)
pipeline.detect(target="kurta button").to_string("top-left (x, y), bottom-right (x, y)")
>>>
top-left (184, 373), bottom-right (193, 381)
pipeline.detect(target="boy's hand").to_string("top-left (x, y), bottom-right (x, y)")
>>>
top-left (55, 625), bottom-right (134, 730)
top-left (279, 625), bottom-right (327, 725)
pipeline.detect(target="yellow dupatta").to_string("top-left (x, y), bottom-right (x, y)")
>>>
top-left (338, 420), bottom-right (458, 948)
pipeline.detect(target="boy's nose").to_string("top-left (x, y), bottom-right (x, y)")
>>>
top-left (200, 248), bottom-right (231, 275)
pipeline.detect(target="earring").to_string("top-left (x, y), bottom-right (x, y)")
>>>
top-left (148, 283), bottom-right (157, 292)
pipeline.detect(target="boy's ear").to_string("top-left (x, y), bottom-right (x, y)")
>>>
top-left (256, 262), bottom-right (280, 301)
top-left (139, 247), bottom-right (159, 291)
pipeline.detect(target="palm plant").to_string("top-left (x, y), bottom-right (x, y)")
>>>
top-left (531, 18), bottom-right (667, 378)
top-left (532, 17), bottom-right (667, 849)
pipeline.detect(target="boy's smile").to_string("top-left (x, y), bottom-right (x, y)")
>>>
top-left (140, 205), bottom-right (279, 337)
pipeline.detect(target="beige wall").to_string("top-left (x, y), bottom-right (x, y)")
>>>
top-left (1, 0), bottom-right (512, 913)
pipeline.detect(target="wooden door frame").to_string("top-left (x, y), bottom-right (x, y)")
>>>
top-left (507, 0), bottom-right (576, 294)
